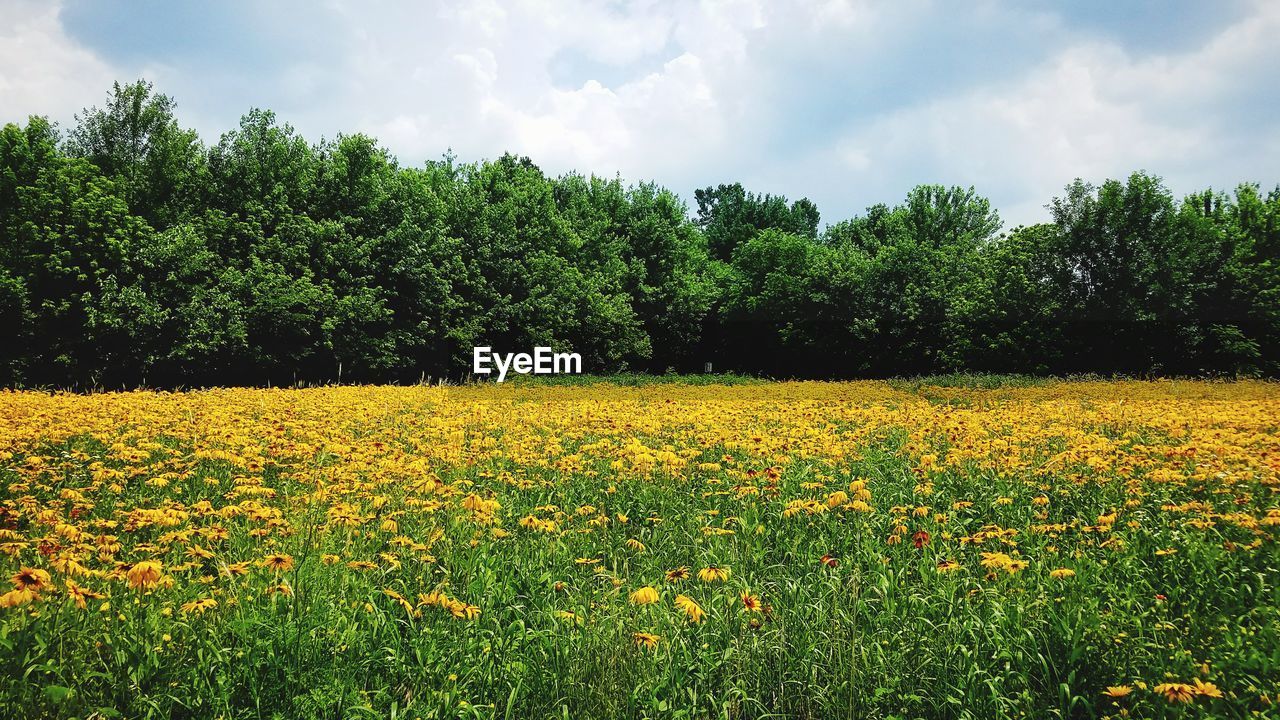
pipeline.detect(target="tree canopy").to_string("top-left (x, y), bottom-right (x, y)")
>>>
top-left (2, 81), bottom-right (1277, 386)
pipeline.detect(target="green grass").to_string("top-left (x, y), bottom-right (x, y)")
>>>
top-left (887, 372), bottom-right (1060, 391)
top-left (0, 382), bottom-right (1277, 719)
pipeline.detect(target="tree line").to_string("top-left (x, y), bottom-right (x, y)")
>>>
top-left (2, 81), bottom-right (1277, 387)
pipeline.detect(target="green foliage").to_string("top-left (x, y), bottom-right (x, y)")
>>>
top-left (1045, 174), bottom-right (1279, 375)
top-left (64, 80), bottom-right (206, 227)
top-left (2, 81), bottom-right (1279, 386)
top-left (694, 182), bottom-right (819, 261)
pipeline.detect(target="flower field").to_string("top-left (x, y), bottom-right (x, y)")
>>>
top-left (1, 380), bottom-right (1278, 719)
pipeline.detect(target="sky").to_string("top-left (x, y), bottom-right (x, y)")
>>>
top-left (1, 0), bottom-right (1278, 228)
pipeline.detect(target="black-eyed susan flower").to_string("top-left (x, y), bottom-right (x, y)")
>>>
top-left (185, 545), bottom-right (215, 560)
top-left (63, 579), bottom-right (103, 610)
top-left (936, 559), bottom-right (963, 573)
top-left (180, 597), bottom-right (218, 615)
top-left (629, 586), bottom-right (659, 605)
top-left (1153, 683), bottom-right (1196, 703)
top-left (10, 567), bottom-right (50, 591)
top-left (126, 561), bottom-right (163, 590)
top-left (266, 582), bottom-right (293, 597)
top-left (1192, 679), bottom-right (1223, 698)
top-left (632, 631), bottom-right (660, 649)
top-left (0, 587), bottom-right (39, 608)
top-left (674, 594), bottom-right (705, 623)
top-left (698, 566), bottom-right (729, 583)
top-left (259, 554), bottom-right (294, 572)
top-left (1102, 685), bottom-right (1132, 699)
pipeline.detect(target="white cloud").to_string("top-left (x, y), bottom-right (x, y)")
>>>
top-left (341, 1), bottom-right (734, 180)
top-left (1, 0), bottom-right (1277, 227)
top-left (0, 0), bottom-right (119, 128)
top-left (831, 2), bottom-right (1280, 226)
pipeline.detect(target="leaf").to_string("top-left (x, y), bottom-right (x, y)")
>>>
top-left (43, 684), bottom-right (73, 704)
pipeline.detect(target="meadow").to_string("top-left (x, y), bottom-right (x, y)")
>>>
top-left (0, 379), bottom-right (1278, 719)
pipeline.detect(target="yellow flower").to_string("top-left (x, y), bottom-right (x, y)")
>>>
top-left (417, 591), bottom-right (445, 607)
top-left (259, 553), bottom-right (294, 572)
top-left (51, 554), bottom-right (90, 577)
top-left (1049, 568), bottom-right (1075, 579)
top-left (63, 579), bottom-right (103, 610)
top-left (1153, 682), bottom-right (1196, 703)
top-left (1192, 679), bottom-right (1223, 698)
top-left (180, 598), bottom-right (218, 615)
top-left (185, 545), bottom-right (215, 560)
top-left (0, 587), bottom-right (38, 608)
top-left (447, 600), bottom-right (481, 620)
top-left (697, 566), bottom-right (729, 583)
top-left (382, 589), bottom-right (417, 616)
top-left (10, 567), bottom-right (51, 591)
top-left (674, 594), bottom-right (705, 623)
top-left (979, 552), bottom-right (1012, 570)
top-left (632, 631), bottom-right (660, 649)
top-left (629, 586), bottom-right (660, 605)
top-left (126, 561), bottom-right (164, 590)
top-left (740, 592), bottom-right (762, 613)
top-left (936, 560), bottom-right (963, 573)
top-left (1102, 685), bottom-right (1132, 698)
top-left (665, 567), bottom-right (689, 582)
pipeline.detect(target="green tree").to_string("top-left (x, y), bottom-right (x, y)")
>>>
top-left (695, 183), bottom-right (820, 261)
top-left (1, 116), bottom-right (150, 385)
top-left (65, 80), bottom-right (205, 227)
top-left (821, 186), bottom-right (1000, 375)
top-left (948, 223), bottom-right (1069, 372)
